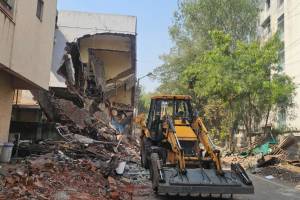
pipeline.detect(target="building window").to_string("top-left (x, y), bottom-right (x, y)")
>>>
top-left (262, 17), bottom-right (271, 39)
top-left (277, 108), bottom-right (286, 129)
top-left (277, 14), bottom-right (284, 41)
top-left (266, 0), bottom-right (271, 10)
top-left (36, 0), bottom-right (44, 21)
top-left (278, 0), bottom-right (284, 8)
top-left (278, 47), bottom-right (285, 70)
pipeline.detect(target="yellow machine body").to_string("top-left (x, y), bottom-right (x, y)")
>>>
top-left (137, 95), bottom-right (254, 196)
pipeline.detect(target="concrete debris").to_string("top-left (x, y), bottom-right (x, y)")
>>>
top-left (265, 175), bottom-right (275, 180)
top-left (3, 14), bottom-right (141, 199)
top-left (6, 67), bottom-right (143, 199)
top-left (108, 176), bottom-right (119, 199)
top-left (224, 135), bottom-right (300, 186)
top-left (257, 155), bottom-right (279, 168)
top-left (57, 54), bottom-right (76, 86)
top-left (115, 161), bottom-right (126, 175)
top-left (251, 167), bottom-right (263, 174)
top-left (288, 160), bottom-right (300, 167)
top-left (74, 134), bottom-right (95, 144)
top-left (270, 135), bottom-right (295, 160)
top-left (0, 134), bottom-right (150, 199)
top-left (277, 135), bottom-right (296, 150)
top-left (256, 163), bottom-right (300, 185)
top-left (32, 37), bottom-right (134, 139)
top-left (0, 151), bottom-right (107, 199)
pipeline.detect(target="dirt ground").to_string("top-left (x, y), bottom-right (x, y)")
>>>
top-left (222, 155), bottom-right (300, 187)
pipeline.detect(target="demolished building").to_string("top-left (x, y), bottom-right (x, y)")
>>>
top-left (51, 11), bottom-right (137, 106)
top-left (12, 11), bottom-right (137, 140)
top-left (1, 11), bottom-right (147, 200)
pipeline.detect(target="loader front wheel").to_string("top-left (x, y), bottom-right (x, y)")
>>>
top-left (150, 153), bottom-right (160, 192)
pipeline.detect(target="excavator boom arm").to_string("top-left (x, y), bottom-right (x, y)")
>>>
top-left (192, 117), bottom-right (224, 175)
top-left (165, 116), bottom-right (186, 173)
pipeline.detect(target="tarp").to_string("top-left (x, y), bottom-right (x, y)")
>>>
top-left (252, 142), bottom-right (271, 156)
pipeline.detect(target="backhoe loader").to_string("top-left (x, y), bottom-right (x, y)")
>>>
top-left (137, 95), bottom-right (254, 197)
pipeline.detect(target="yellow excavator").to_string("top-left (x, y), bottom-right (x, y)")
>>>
top-left (137, 95), bottom-right (254, 197)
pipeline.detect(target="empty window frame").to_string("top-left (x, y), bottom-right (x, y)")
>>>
top-left (278, 0), bottom-right (284, 8)
top-left (266, 0), bottom-right (271, 10)
top-left (36, 0), bottom-right (44, 21)
top-left (277, 14), bottom-right (284, 41)
top-left (277, 108), bottom-right (286, 128)
top-left (262, 17), bottom-right (271, 38)
top-left (278, 47), bottom-right (285, 70)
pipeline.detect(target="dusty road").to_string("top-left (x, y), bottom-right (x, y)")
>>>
top-left (234, 174), bottom-right (300, 200)
top-left (133, 173), bottom-right (300, 200)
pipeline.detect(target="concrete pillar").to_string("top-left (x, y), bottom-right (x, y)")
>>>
top-left (0, 71), bottom-right (14, 143)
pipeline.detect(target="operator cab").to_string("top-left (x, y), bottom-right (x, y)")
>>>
top-left (146, 95), bottom-right (198, 159)
top-left (146, 96), bottom-right (193, 139)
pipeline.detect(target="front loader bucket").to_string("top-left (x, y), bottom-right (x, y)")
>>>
top-left (156, 167), bottom-right (254, 197)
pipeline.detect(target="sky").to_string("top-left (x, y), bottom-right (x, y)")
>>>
top-left (57, 0), bottom-right (178, 92)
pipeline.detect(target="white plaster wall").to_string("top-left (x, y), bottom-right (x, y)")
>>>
top-left (260, 0), bottom-right (300, 129)
top-left (284, 0), bottom-right (300, 129)
top-left (79, 35), bottom-right (131, 63)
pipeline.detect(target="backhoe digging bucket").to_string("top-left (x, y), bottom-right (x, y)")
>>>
top-left (154, 167), bottom-right (254, 197)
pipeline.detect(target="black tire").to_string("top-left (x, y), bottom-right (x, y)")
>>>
top-left (150, 153), bottom-right (160, 192)
top-left (141, 137), bottom-right (151, 169)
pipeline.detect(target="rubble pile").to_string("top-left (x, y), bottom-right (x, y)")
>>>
top-left (31, 40), bottom-right (134, 143)
top-left (0, 26), bottom-right (143, 199)
top-left (223, 134), bottom-right (300, 186)
top-left (253, 163), bottom-right (300, 184)
top-left (7, 69), bottom-right (140, 199)
top-left (0, 136), bottom-right (151, 199)
top-left (222, 154), bottom-right (261, 169)
top-left (0, 152), bottom-right (107, 199)
top-left (32, 90), bottom-right (120, 142)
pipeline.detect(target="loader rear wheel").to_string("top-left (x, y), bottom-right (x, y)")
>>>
top-left (150, 153), bottom-right (160, 192)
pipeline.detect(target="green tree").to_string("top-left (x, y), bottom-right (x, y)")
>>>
top-left (138, 87), bottom-right (153, 114)
top-left (183, 31), bottom-right (296, 146)
top-left (155, 0), bottom-right (260, 94)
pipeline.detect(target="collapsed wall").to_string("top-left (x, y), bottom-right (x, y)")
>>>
top-left (32, 35), bottom-right (135, 138)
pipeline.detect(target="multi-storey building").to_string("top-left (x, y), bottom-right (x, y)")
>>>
top-left (260, 0), bottom-right (300, 129)
top-left (0, 0), bottom-right (57, 142)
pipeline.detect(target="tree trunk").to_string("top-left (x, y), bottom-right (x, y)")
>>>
top-left (263, 105), bottom-right (271, 135)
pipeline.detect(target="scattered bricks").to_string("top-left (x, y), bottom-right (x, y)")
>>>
top-left (5, 177), bottom-right (15, 185)
top-left (0, 120), bottom-right (143, 200)
top-left (108, 176), bottom-right (117, 191)
top-left (110, 191), bottom-right (120, 200)
top-left (108, 176), bottom-right (119, 199)
top-left (121, 184), bottom-right (134, 198)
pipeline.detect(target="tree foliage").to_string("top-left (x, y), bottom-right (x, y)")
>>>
top-left (183, 31), bottom-right (295, 140)
top-left (138, 87), bottom-right (154, 115)
top-left (155, 0), bottom-right (260, 94)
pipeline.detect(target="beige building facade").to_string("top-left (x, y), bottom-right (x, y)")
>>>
top-left (260, 0), bottom-right (300, 129)
top-left (0, 0), bottom-right (57, 142)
